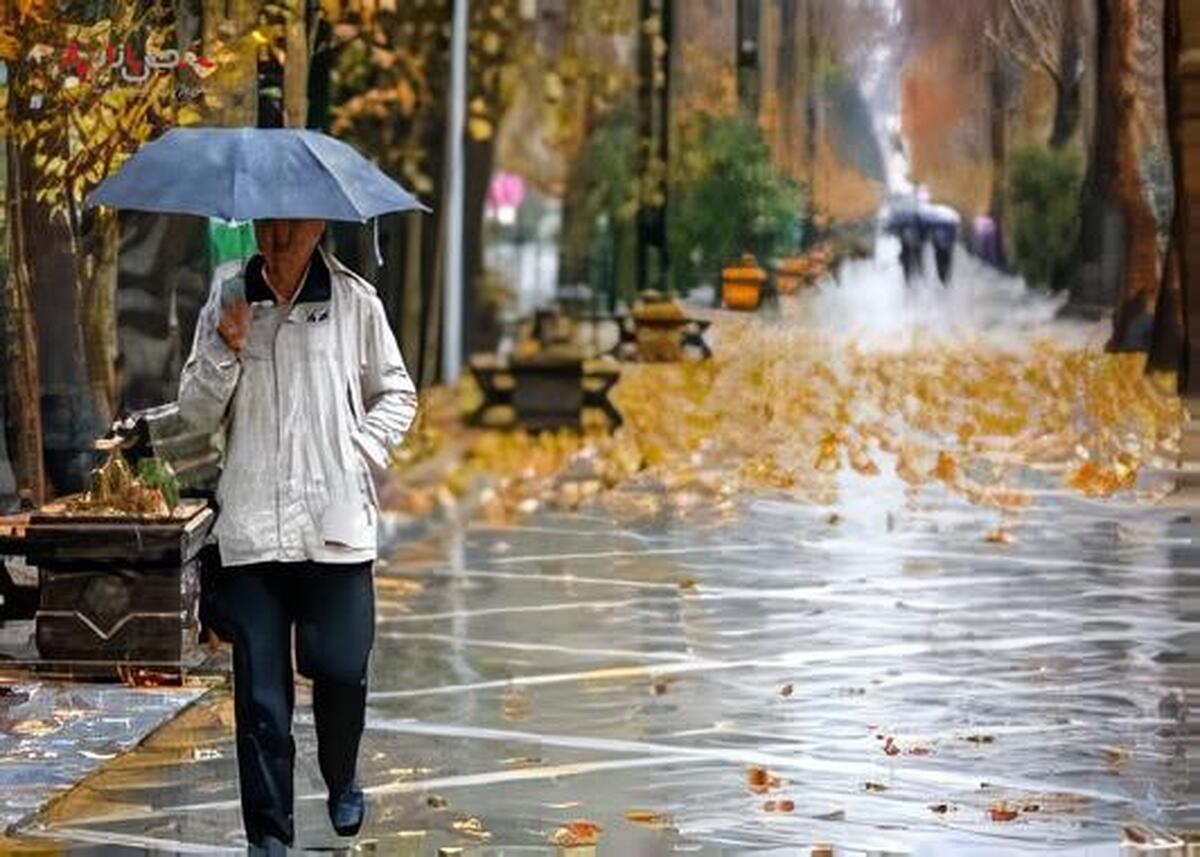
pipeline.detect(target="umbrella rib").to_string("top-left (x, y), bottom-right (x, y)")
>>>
top-left (297, 132), bottom-right (370, 222)
top-left (230, 130), bottom-right (242, 223)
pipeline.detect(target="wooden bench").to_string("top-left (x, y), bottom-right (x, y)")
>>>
top-left (468, 353), bottom-right (623, 432)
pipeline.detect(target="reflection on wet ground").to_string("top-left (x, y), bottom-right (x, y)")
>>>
top-left (18, 485), bottom-right (1200, 855)
top-left (0, 680), bottom-right (200, 837)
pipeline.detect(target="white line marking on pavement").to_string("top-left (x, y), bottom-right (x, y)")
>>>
top-left (368, 629), bottom-right (1138, 701)
top-left (358, 718), bottom-right (1132, 804)
top-left (420, 568), bottom-right (681, 590)
top-left (485, 543), bottom-right (772, 564)
top-left (376, 631), bottom-right (693, 662)
top-left (364, 754), bottom-right (696, 795)
top-left (24, 826), bottom-right (243, 854)
top-left (377, 596), bottom-right (653, 624)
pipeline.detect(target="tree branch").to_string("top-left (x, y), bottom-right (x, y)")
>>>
top-left (1003, 0), bottom-right (1064, 86)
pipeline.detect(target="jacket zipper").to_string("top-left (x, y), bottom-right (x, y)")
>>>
top-left (272, 311), bottom-right (284, 557)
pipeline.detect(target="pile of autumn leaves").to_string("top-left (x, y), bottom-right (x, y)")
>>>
top-left (385, 315), bottom-right (1185, 526)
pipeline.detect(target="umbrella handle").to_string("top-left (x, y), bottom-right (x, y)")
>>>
top-left (373, 218), bottom-right (385, 269)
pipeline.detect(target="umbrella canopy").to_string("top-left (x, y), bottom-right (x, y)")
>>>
top-left (921, 203), bottom-right (961, 226)
top-left (882, 198), bottom-right (961, 234)
top-left (87, 127), bottom-right (430, 222)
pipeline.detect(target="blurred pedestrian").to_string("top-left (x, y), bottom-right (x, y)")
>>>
top-left (930, 221), bottom-right (956, 284)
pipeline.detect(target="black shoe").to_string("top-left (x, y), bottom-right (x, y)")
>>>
top-left (328, 783), bottom-right (366, 837)
top-left (247, 833), bottom-right (288, 855)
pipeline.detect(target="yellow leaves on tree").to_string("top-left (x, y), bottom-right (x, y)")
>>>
top-left (811, 139), bottom-right (884, 224)
top-left (330, 0), bottom-right (520, 191)
top-left (319, 0), bottom-right (398, 27)
top-left (0, 28), bottom-right (18, 61)
top-left (901, 41), bottom-right (995, 217)
top-left (9, 5), bottom-right (190, 229)
top-left (0, 0), bottom-right (54, 59)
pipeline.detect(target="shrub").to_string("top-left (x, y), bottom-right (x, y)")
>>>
top-left (1006, 145), bottom-right (1085, 289)
top-left (559, 101), bottom-right (639, 306)
top-left (669, 113), bottom-right (806, 291)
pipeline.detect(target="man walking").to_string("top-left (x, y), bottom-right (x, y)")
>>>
top-left (179, 219), bottom-right (417, 854)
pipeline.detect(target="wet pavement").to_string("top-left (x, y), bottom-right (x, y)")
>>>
top-left (10, 250), bottom-right (1200, 855)
top-left (13, 486), bottom-right (1200, 856)
top-left (0, 680), bottom-right (201, 835)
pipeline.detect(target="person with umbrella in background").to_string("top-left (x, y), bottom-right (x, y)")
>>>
top-left (90, 128), bottom-right (426, 854)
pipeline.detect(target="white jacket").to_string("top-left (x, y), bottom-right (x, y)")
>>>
top-left (178, 247), bottom-right (417, 567)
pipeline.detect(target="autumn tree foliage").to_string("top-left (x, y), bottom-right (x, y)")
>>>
top-left (987, 0), bottom-right (1085, 148)
top-left (899, 0), bottom-right (997, 217)
top-left (1, 0), bottom-right (203, 500)
top-left (328, 1), bottom-right (523, 195)
top-left (325, 0), bottom-right (524, 381)
top-left (670, 0), bottom-right (885, 232)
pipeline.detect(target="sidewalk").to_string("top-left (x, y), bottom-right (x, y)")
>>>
top-left (0, 677), bottom-right (204, 850)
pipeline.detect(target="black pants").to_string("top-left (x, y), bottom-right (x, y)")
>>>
top-left (210, 560), bottom-right (375, 845)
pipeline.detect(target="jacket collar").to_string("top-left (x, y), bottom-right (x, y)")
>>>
top-left (244, 249), bottom-right (332, 305)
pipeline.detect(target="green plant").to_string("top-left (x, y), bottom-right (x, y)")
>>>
top-left (137, 457), bottom-right (180, 510)
top-left (1007, 145), bottom-right (1085, 289)
top-left (669, 113), bottom-right (806, 291)
top-left (560, 100), bottom-right (639, 306)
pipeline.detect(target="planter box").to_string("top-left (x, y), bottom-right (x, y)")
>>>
top-left (0, 503), bottom-right (214, 677)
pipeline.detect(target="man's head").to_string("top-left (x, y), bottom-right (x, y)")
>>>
top-left (252, 219), bottom-right (327, 302)
top-left (254, 219), bottom-right (326, 268)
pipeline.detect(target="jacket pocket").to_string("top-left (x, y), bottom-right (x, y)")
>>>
top-left (319, 500), bottom-right (376, 550)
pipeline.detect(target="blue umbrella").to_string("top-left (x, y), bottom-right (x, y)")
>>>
top-left (87, 127), bottom-right (430, 222)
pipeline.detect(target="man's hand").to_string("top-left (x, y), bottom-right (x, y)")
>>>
top-left (217, 301), bottom-right (251, 355)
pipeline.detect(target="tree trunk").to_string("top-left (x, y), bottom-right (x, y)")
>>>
top-left (80, 209), bottom-right (120, 420)
top-left (7, 50), bottom-right (101, 498)
top-left (283, 0), bottom-right (309, 129)
top-left (1049, 0), bottom-right (1083, 149)
top-left (1108, 0), bottom-right (1161, 352)
top-left (417, 133), bottom-right (446, 389)
top-left (803, 0), bottom-right (818, 242)
top-left (1149, 0), bottom-right (1186, 375)
top-left (3, 132), bottom-right (45, 505)
top-left (987, 21), bottom-right (1010, 269)
top-left (1149, 235), bottom-right (1185, 372)
top-left (401, 214), bottom-right (424, 371)
top-left (776, 0), bottom-right (799, 179)
top-left (1070, 0), bottom-right (1123, 314)
top-left (463, 135), bottom-right (496, 358)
